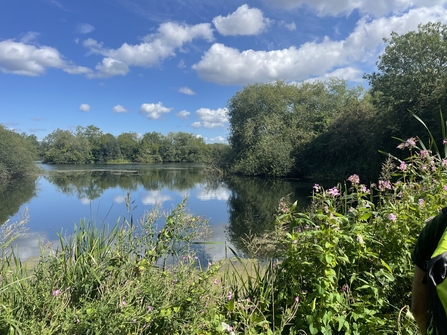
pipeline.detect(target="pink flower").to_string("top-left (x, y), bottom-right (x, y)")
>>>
top-left (52, 290), bottom-right (61, 297)
top-left (420, 150), bottom-right (430, 159)
top-left (227, 292), bottom-right (233, 300)
top-left (398, 161), bottom-right (407, 171)
top-left (388, 213), bottom-right (397, 222)
top-left (419, 199), bottom-right (425, 207)
top-left (326, 187), bottom-right (340, 196)
top-left (347, 174), bottom-right (360, 184)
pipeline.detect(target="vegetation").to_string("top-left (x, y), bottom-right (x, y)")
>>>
top-left (3, 21), bottom-right (447, 334)
top-left (1, 133), bottom-right (442, 334)
top-left (0, 125), bottom-right (37, 181)
top-left (221, 22), bottom-right (447, 181)
top-left (39, 127), bottom-right (224, 165)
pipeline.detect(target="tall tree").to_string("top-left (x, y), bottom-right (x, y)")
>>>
top-left (0, 125), bottom-right (37, 180)
top-left (137, 132), bottom-right (163, 163)
top-left (226, 79), bottom-right (364, 177)
top-left (41, 129), bottom-right (92, 164)
top-left (76, 125), bottom-right (104, 162)
top-left (365, 22), bottom-right (447, 150)
top-left (116, 132), bottom-right (139, 162)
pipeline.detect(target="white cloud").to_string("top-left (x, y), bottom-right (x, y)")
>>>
top-left (264, 0), bottom-right (447, 16)
top-left (197, 186), bottom-right (231, 201)
top-left (113, 195), bottom-right (126, 203)
top-left (80, 197), bottom-right (91, 205)
top-left (79, 104), bottom-right (91, 112)
top-left (88, 57), bottom-right (130, 78)
top-left (191, 108), bottom-right (228, 128)
top-left (213, 4), bottom-right (272, 36)
top-left (280, 21), bottom-right (296, 31)
top-left (77, 23), bottom-right (95, 34)
top-left (176, 110), bottom-right (191, 119)
top-left (84, 22), bottom-right (214, 68)
top-left (139, 102), bottom-right (173, 119)
top-left (20, 31), bottom-right (40, 43)
top-left (112, 105), bottom-right (128, 113)
top-left (141, 191), bottom-right (171, 205)
top-left (179, 86), bottom-right (196, 95)
top-left (302, 67), bottom-right (364, 83)
top-left (206, 136), bottom-right (227, 143)
top-left (194, 6), bottom-right (447, 85)
top-left (0, 39), bottom-right (91, 76)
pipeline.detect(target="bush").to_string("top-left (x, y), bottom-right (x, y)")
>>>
top-left (0, 125), bottom-right (37, 181)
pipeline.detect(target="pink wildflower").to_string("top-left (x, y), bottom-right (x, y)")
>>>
top-left (52, 290), bottom-right (61, 297)
top-left (326, 186), bottom-right (340, 196)
top-left (388, 213), bottom-right (397, 222)
top-left (398, 161), bottom-right (407, 171)
top-left (347, 174), bottom-right (360, 184)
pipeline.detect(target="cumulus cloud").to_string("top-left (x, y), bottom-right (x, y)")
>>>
top-left (76, 23), bottom-right (95, 34)
top-left (88, 57), bottom-right (129, 78)
top-left (139, 102), bottom-right (173, 119)
top-left (176, 110), bottom-right (191, 119)
top-left (193, 6), bottom-right (447, 84)
top-left (206, 136), bottom-right (227, 143)
top-left (179, 86), bottom-right (196, 95)
top-left (113, 195), bottom-right (126, 203)
top-left (0, 39), bottom-right (92, 76)
top-left (191, 108), bottom-right (228, 128)
top-left (213, 4), bottom-right (272, 36)
top-left (79, 104), bottom-right (91, 112)
top-left (141, 191), bottom-right (171, 205)
top-left (83, 22), bottom-right (214, 69)
top-left (264, 0), bottom-right (447, 17)
top-left (112, 105), bottom-right (128, 113)
top-left (197, 186), bottom-right (231, 201)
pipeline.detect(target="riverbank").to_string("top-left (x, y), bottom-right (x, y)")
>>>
top-left (2, 142), bottom-right (438, 333)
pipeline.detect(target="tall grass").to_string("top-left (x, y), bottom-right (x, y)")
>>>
top-left (3, 127), bottom-right (447, 334)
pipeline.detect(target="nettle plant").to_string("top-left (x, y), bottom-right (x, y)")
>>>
top-left (270, 136), bottom-right (447, 334)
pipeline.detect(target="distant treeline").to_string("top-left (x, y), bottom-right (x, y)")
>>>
top-left (2, 22), bottom-right (447, 182)
top-left (37, 127), bottom-right (228, 165)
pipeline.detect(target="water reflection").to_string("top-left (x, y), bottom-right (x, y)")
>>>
top-left (3, 164), bottom-right (314, 260)
top-left (0, 176), bottom-right (38, 224)
top-left (225, 176), bottom-right (313, 255)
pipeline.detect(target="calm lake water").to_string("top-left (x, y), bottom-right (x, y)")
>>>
top-left (1, 163), bottom-right (315, 260)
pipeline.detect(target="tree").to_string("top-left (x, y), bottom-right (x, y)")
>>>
top-left (41, 129), bottom-right (92, 164)
top-left (76, 125), bottom-right (104, 162)
top-left (0, 125), bottom-right (37, 180)
top-left (98, 133), bottom-right (120, 163)
top-left (116, 132), bottom-right (139, 162)
top-left (365, 22), bottom-right (447, 150)
top-left (226, 79), bottom-right (364, 177)
top-left (136, 132), bottom-right (163, 163)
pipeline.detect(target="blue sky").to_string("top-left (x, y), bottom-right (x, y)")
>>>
top-left (1, 0), bottom-right (447, 143)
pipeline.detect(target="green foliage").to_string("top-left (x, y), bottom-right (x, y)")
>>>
top-left (225, 79), bottom-right (367, 177)
top-left (299, 94), bottom-right (381, 180)
top-left (365, 22), bottom-right (447, 155)
top-left (0, 125), bottom-right (37, 181)
top-left (0, 198), bottom-right (225, 335)
top-left (41, 129), bottom-right (92, 164)
top-left (160, 132), bottom-right (208, 163)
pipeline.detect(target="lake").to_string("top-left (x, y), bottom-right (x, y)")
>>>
top-left (1, 163), bottom-right (315, 261)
